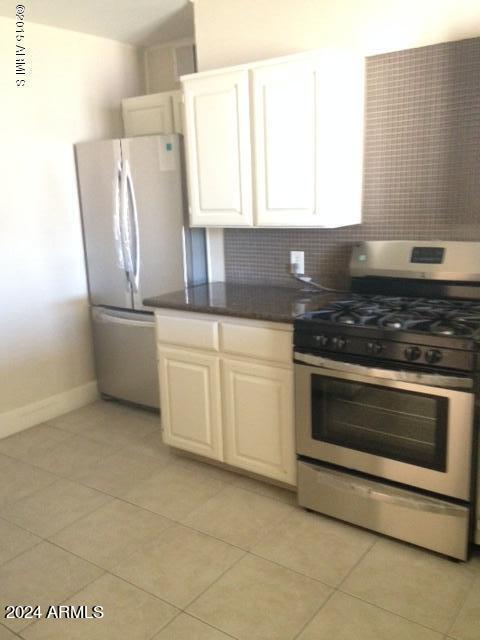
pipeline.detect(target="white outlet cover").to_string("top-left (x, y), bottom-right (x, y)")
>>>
top-left (290, 251), bottom-right (304, 275)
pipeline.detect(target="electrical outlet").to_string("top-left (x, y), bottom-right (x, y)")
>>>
top-left (290, 251), bottom-right (305, 275)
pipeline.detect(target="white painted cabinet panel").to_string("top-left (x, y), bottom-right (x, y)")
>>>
top-left (182, 70), bottom-right (253, 227)
top-left (313, 52), bottom-right (364, 228)
top-left (158, 346), bottom-right (223, 461)
top-left (122, 93), bottom-right (175, 137)
top-left (252, 60), bottom-right (317, 226)
top-left (252, 53), bottom-right (364, 227)
top-left (222, 358), bottom-right (296, 485)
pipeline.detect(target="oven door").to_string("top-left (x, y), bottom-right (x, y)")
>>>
top-left (295, 353), bottom-right (474, 501)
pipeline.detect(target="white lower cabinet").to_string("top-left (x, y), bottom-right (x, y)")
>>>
top-left (156, 311), bottom-right (296, 485)
top-left (157, 346), bottom-right (223, 461)
top-left (222, 358), bottom-right (295, 484)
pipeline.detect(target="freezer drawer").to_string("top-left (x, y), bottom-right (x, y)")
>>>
top-left (298, 460), bottom-right (469, 560)
top-left (92, 307), bottom-right (159, 409)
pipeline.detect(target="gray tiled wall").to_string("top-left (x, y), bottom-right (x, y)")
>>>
top-left (224, 37), bottom-right (480, 289)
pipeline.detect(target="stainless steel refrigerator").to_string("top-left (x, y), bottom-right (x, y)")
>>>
top-left (75, 134), bottom-right (206, 409)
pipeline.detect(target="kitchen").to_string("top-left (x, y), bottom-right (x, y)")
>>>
top-left (1, 0), bottom-right (480, 638)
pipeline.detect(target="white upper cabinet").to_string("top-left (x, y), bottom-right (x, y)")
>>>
top-left (252, 60), bottom-right (318, 226)
top-left (181, 50), bottom-right (364, 228)
top-left (183, 70), bottom-right (253, 227)
top-left (122, 91), bottom-right (182, 137)
top-left (252, 53), bottom-right (364, 227)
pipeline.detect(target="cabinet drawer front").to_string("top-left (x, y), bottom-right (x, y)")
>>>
top-left (156, 314), bottom-right (219, 351)
top-left (221, 322), bottom-right (292, 364)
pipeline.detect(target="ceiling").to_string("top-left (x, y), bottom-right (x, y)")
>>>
top-left (0, 0), bottom-right (194, 46)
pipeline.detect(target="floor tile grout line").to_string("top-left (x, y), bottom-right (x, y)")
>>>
top-left (0, 476), bottom-right (252, 577)
top-left (444, 569), bottom-right (478, 637)
top-left (0, 534), bottom-right (44, 570)
top-left (292, 587), bottom-right (337, 640)
top-left (144, 608), bottom-right (184, 640)
top-left (13, 551), bottom-right (185, 634)
top-left (13, 569), bottom-right (110, 635)
top-left (181, 548), bottom-right (249, 614)
top-left (0, 418), bottom-right (161, 479)
top-left (247, 549), bottom-right (341, 590)
top-left (336, 536), bottom-right (379, 589)
top-left (108, 479), bottom-right (239, 535)
top-left (2, 422), bottom-right (297, 516)
top-left (0, 620), bottom-right (25, 639)
top-left (337, 586), bottom-right (458, 635)
top-left (183, 610), bottom-right (240, 639)
top-left (0, 480), bottom-right (117, 539)
top-left (102, 572), bottom-right (184, 614)
top-left (46, 521), bottom-right (180, 587)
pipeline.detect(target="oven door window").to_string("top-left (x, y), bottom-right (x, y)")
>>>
top-left (311, 376), bottom-right (448, 471)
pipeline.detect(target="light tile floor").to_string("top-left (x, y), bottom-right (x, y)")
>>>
top-left (0, 400), bottom-right (478, 639)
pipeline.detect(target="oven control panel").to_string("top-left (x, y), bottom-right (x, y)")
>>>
top-left (295, 329), bottom-right (473, 372)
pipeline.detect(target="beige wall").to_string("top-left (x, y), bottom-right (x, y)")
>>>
top-left (0, 17), bottom-right (143, 419)
top-left (194, 0), bottom-right (480, 70)
top-left (144, 38), bottom-right (196, 93)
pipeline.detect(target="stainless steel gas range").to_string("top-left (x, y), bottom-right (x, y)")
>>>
top-left (294, 241), bottom-right (480, 560)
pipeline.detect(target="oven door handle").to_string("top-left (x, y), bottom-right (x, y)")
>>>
top-left (293, 352), bottom-right (473, 389)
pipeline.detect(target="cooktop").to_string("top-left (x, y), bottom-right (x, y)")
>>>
top-left (302, 295), bottom-right (480, 339)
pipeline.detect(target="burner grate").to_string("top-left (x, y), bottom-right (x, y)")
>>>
top-left (305, 294), bottom-right (480, 338)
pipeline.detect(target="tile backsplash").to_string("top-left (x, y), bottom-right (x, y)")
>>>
top-left (224, 37), bottom-right (480, 289)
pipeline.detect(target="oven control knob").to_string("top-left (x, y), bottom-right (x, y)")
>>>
top-left (425, 349), bottom-right (442, 364)
top-left (404, 346), bottom-right (421, 361)
top-left (367, 341), bottom-right (383, 355)
top-left (312, 334), bottom-right (329, 347)
top-left (332, 336), bottom-right (346, 350)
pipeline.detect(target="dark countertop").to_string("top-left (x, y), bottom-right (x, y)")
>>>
top-left (143, 282), bottom-right (339, 324)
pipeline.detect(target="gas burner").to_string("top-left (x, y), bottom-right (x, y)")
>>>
top-left (336, 314), bottom-right (356, 325)
top-left (304, 294), bottom-right (480, 339)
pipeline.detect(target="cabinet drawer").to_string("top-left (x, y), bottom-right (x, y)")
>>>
top-left (221, 322), bottom-right (292, 364)
top-left (156, 314), bottom-right (219, 351)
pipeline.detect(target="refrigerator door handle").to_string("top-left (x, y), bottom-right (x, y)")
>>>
top-left (119, 159), bottom-right (135, 287)
top-left (113, 161), bottom-right (128, 274)
top-left (92, 308), bottom-right (154, 328)
top-left (125, 160), bottom-right (140, 292)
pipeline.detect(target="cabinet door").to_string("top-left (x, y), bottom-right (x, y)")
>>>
top-left (252, 54), bottom-right (364, 227)
top-left (158, 346), bottom-right (223, 461)
top-left (183, 70), bottom-right (253, 227)
top-left (222, 359), bottom-right (296, 484)
top-left (122, 93), bottom-right (174, 137)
